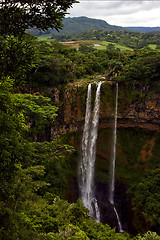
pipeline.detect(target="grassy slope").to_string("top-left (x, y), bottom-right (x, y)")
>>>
top-left (93, 41), bottom-right (133, 51)
top-left (37, 34), bottom-right (54, 41)
top-left (148, 44), bottom-right (157, 49)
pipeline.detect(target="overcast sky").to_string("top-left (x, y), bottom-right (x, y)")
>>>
top-left (68, 0), bottom-right (160, 27)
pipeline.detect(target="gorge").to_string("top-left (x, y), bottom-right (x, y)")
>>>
top-left (51, 80), bottom-right (160, 234)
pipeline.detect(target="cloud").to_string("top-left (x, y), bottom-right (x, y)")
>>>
top-left (69, 0), bottom-right (160, 27)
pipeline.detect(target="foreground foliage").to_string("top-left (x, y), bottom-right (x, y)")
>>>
top-left (0, 0), bottom-right (77, 36)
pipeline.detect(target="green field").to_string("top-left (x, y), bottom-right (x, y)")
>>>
top-left (148, 44), bottom-right (157, 50)
top-left (37, 34), bottom-right (54, 41)
top-left (93, 41), bottom-right (133, 51)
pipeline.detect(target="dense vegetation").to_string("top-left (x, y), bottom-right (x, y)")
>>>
top-left (28, 40), bottom-right (160, 93)
top-left (1, 2), bottom-right (160, 239)
top-left (29, 40), bottom-right (123, 87)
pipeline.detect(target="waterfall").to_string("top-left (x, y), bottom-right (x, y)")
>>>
top-left (113, 206), bottom-right (123, 232)
top-left (109, 83), bottom-right (118, 205)
top-left (108, 83), bottom-right (123, 232)
top-left (79, 82), bottom-right (101, 222)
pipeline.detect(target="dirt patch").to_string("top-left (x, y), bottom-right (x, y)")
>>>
top-left (61, 42), bottom-right (79, 48)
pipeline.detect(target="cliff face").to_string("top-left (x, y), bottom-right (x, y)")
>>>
top-left (56, 81), bottom-right (160, 133)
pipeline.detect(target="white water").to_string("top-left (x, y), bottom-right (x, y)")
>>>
top-left (79, 82), bottom-right (101, 222)
top-left (113, 206), bottom-right (123, 233)
top-left (94, 198), bottom-right (100, 222)
top-left (79, 83), bottom-right (92, 213)
top-left (108, 83), bottom-right (123, 232)
top-left (109, 83), bottom-right (118, 205)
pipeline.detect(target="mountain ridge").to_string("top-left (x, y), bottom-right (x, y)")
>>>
top-left (28, 16), bottom-right (160, 36)
top-left (60, 16), bottom-right (123, 33)
top-left (28, 16), bottom-right (123, 36)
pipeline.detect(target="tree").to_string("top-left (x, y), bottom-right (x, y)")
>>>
top-left (0, 34), bottom-right (36, 87)
top-left (0, 77), bottom-right (30, 203)
top-left (0, 0), bottom-right (77, 36)
top-left (15, 93), bottom-right (58, 140)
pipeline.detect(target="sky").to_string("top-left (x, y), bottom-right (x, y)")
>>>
top-left (68, 0), bottom-right (160, 27)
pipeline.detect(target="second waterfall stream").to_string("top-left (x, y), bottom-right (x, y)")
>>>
top-left (108, 83), bottom-right (123, 232)
top-left (79, 81), bottom-right (101, 222)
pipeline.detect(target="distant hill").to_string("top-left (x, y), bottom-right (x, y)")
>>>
top-left (28, 16), bottom-right (123, 36)
top-left (125, 27), bottom-right (160, 33)
top-left (59, 17), bottom-right (123, 33)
